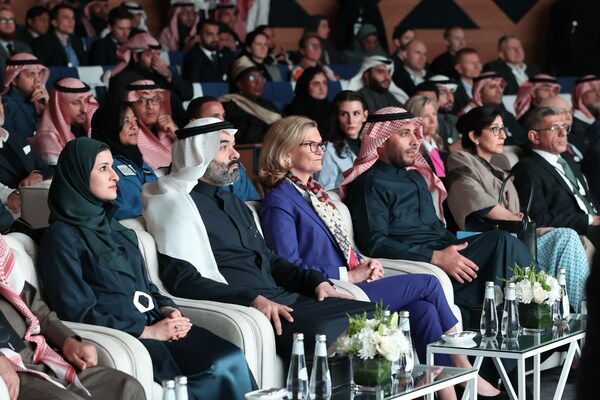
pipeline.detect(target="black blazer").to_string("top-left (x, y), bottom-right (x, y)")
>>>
top-left (0, 40), bottom-right (32, 68)
top-left (88, 34), bottom-right (118, 66)
top-left (483, 59), bottom-right (541, 95)
top-left (31, 31), bottom-right (87, 67)
top-left (453, 80), bottom-right (471, 113)
top-left (392, 65), bottom-right (428, 97)
top-left (0, 131), bottom-right (53, 189)
top-left (182, 46), bottom-right (235, 83)
top-left (512, 152), bottom-right (598, 234)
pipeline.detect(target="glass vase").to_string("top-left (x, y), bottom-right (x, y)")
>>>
top-left (519, 303), bottom-right (552, 331)
top-left (351, 356), bottom-right (392, 391)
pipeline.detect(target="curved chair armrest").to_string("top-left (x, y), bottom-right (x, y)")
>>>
top-left (330, 279), bottom-right (370, 301)
top-left (64, 322), bottom-right (156, 400)
top-left (0, 377), bottom-right (7, 399)
top-left (167, 297), bottom-right (278, 389)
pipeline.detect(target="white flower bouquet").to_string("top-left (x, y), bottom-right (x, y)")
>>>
top-left (508, 264), bottom-right (561, 307)
top-left (336, 304), bottom-right (408, 361)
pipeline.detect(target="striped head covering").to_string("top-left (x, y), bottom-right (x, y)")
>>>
top-left (471, 71), bottom-right (506, 107)
top-left (31, 78), bottom-right (98, 165)
top-left (514, 74), bottom-right (560, 119)
top-left (0, 234), bottom-right (90, 395)
top-left (2, 53), bottom-right (49, 95)
top-left (112, 32), bottom-right (161, 75)
top-left (125, 80), bottom-right (175, 169)
top-left (571, 75), bottom-right (600, 121)
top-left (339, 107), bottom-right (447, 220)
top-left (164, 1), bottom-right (199, 51)
top-left (2, 53), bottom-right (49, 114)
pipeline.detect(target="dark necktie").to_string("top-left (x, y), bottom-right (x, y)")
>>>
top-left (211, 51), bottom-right (218, 63)
top-left (557, 157), bottom-right (597, 215)
top-left (6, 43), bottom-right (15, 55)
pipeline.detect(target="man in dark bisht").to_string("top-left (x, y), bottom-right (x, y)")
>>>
top-left (142, 117), bottom-right (375, 356)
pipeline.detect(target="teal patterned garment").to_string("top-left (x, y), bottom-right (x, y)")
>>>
top-left (537, 227), bottom-right (589, 312)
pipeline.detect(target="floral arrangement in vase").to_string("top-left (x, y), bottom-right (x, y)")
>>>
top-left (507, 264), bottom-right (561, 330)
top-left (336, 303), bottom-right (408, 361)
top-left (508, 264), bottom-right (561, 306)
top-left (336, 304), bottom-right (409, 388)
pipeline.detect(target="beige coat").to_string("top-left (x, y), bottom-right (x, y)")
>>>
top-left (446, 150), bottom-right (520, 230)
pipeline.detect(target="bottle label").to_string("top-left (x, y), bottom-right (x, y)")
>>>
top-left (315, 343), bottom-right (327, 357)
top-left (505, 289), bottom-right (516, 301)
top-left (485, 287), bottom-right (494, 299)
top-left (558, 275), bottom-right (566, 285)
top-left (292, 341), bottom-right (305, 355)
top-left (299, 367), bottom-right (308, 381)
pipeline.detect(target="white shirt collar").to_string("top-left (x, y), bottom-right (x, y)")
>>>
top-left (461, 79), bottom-right (473, 98)
top-left (0, 128), bottom-right (9, 148)
top-left (422, 138), bottom-right (438, 152)
top-left (532, 149), bottom-right (559, 166)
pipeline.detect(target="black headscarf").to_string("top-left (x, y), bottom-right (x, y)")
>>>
top-left (48, 138), bottom-right (138, 278)
top-left (91, 101), bottom-right (144, 168)
top-left (286, 66), bottom-right (332, 137)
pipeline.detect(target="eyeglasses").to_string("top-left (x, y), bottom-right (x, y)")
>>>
top-left (299, 141), bottom-right (327, 153)
top-left (137, 96), bottom-right (161, 106)
top-left (306, 43), bottom-right (322, 50)
top-left (0, 18), bottom-right (15, 25)
top-left (247, 75), bottom-right (266, 83)
top-left (484, 126), bottom-right (508, 136)
top-left (534, 124), bottom-right (571, 134)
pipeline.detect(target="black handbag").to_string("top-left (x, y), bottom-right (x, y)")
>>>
top-left (464, 173), bottom-right (538, 261)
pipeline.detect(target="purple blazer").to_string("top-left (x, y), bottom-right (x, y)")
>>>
top-left (259, 180), bottom-right (349, 279)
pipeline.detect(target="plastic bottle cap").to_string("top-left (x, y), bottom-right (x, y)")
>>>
top-left (485, 281), bottom-right (494, 287)
top-left (293, 333), bottom-right (304, 341)
top-left (315, 334), bottom-right (326, 342)
top-left (399, 311), bottom-right (409, 318)
top-left (162, 380), bottom-right (175, 389)
top-left (175, 376), bottom-right (187, 385)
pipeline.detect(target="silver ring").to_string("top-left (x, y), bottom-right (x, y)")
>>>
top-left (175, 325), bottom-right (180, 332)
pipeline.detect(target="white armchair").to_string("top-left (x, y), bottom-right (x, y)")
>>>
top-left (120, 214), bottom-right (370, 389)
top-left (2, 233), bottom-right (161, 400)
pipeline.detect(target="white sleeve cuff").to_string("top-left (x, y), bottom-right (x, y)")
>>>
top-left (589, 215), bottom-right (593, 225)
top-left (338, 267), bottom-right (348, 282)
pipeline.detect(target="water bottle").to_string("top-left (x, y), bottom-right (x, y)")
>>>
top-left (557, 268), bottom-right (570, 320)
top-left (398, 311), bottom-right (414, 374)
top-left (308, 334), bottom-right (331, 400)
top-left (286, 333), bottom-right (309, 400)
top-left (501, 282), bottom-right (520, 339)
top-left (480, 281), bottom-right (498, 337)
top-left (174, 376), bottom-right (188, 400)
top-left (162, 380), bottom-right (176, 400)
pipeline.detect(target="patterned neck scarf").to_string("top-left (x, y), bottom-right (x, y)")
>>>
top-left (0, 235), bottom-right (89, 395)
top-left (287, 173), bottom-right (360, 270)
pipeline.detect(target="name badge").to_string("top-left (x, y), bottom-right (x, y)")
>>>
top-left (116, 164), bottom-right (137, 176)
top-left (22, 145), bottom-right (31, 155)
top-left (133, 291), bottom-right (155, 313)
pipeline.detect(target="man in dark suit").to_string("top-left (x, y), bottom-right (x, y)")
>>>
top-left (182, 19), bottom-right (235, 83)
top-left (512, 106), bottom-right (600, 247)
top-left (88, 6), bottom-right (132, 66)
top-left (392, 39), bottom-right (428, 97)
top-left (31, 3), bottom-right (86, 67)
top-left (452, 47), bottom-right (481, 113)
top-left (0, 92), bottom-right (52, 216)
top-left (15, 6), bottom-right (49, 46)
top-left (0, 8), bottom-right (32, 69)
top-left (483, 35), bottom-right (541, 96)
top-left (430, 27), bottom-right (466, 80)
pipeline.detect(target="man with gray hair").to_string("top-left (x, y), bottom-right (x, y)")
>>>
top-left (512, 106), bottom-right (600, 248)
